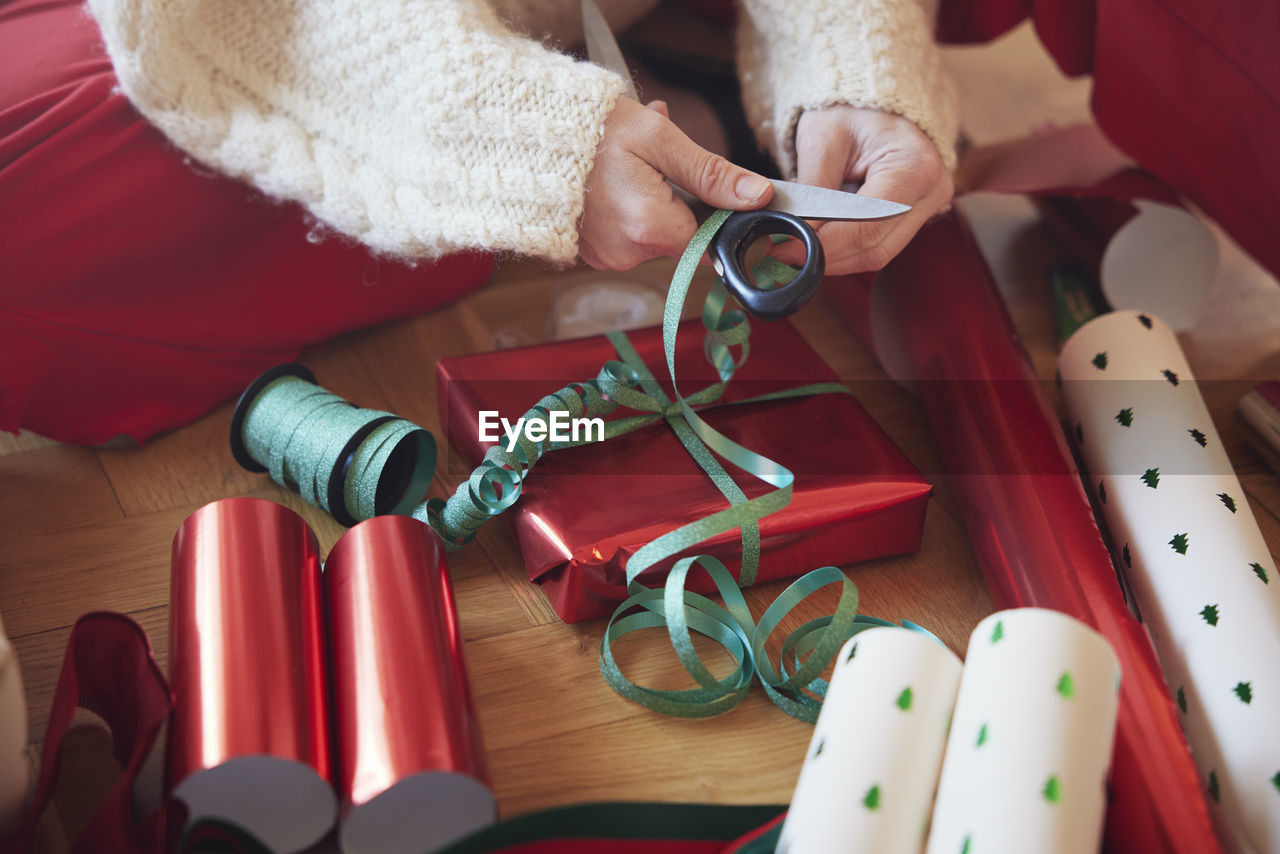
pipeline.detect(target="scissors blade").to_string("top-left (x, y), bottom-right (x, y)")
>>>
top-left (767, 179), bottom-right (911, 221)
top-left (582, 0), bottom-right (638, 100)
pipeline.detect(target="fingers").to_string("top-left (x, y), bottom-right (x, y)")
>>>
top-left (579, 97), bottom-right (768, 270)
top-left (641, 114), bottom-right (773, 211)
top-left (772, 107), bottom-right (955, 274)
top-left (813, 156), bottom-right (952, 275)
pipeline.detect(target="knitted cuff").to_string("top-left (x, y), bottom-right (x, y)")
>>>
top-left (89, 0), bottom-right (628, 263)
top-left (736, 0), bottom-right (959, 176)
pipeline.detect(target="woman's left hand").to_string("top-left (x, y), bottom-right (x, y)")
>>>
top-left (770, 104), bottom-right (954, 274)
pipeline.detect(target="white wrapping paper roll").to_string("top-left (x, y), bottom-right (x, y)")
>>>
top-left (1059, 311), bottom-right (1280, 853)
top-left (0, 610), bottom-right (30, 832)
top-left (776, 628), bottom-right (962, 854)
top-left (926, 609), bottom-right (1121, 854)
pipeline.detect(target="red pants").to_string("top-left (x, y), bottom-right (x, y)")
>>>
top-left (0, 0), bottom-right (493, 444)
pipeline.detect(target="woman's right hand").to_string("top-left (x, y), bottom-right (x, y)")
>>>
top-left (578, 98), bottom-right (774, 270)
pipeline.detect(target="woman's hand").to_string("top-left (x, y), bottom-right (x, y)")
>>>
top-left (771, 105), bottom-right (953, 274)
top-left (578, 98), bottom-right (773, 270)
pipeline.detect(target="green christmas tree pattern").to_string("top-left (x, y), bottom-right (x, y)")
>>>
top-left (1272, 771), bottom-right (1280, 794)
top-left (976, 723), bottom-right (989, 747)
top-left (812, 738), bottom-right (824, 757)
top-left (1219, 493), bottom-right (1237, 513)
top-left (896, 687), bottom-right (914, 711)
top-left (1043, 775), bottom-right (1062, 804)
top-left (1142, 467), bottom-right (1160, 489)
top-left (1177, 686), bottom-right (1187, 714)
top-left (1163, 369), bottom-right (1180, 386)
top-left (846, 642), bottom-right (858, 662)
top-left (1189, 428), bottom-right (1208, 447)
top-left (1057, 671), bottom-right (1075, 699)
top-left (863, 785), bottom-right (881, 810)
top-left (1115, 407), bottom-right (1134, 427)
top-left (1170, 532), bottom-right (1189, 555)
top-left (961, 836), bottom-right (972, 854)
top-left (1208, 770), bottom-right (1220, 803)
top-left (991, 620), bottom-right (1004, 643)
top-left (1234, 682), bottom-right (1253, 705)
top-left (1200, 604), bottom-right (1220, 626)
top-left (1092, 352), bottom-right (1108, 370)
top-left (1253, 562), bottom-right (1270, 584)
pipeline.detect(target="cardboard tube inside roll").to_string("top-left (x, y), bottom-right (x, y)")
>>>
top-left (326, 515), bottom-right (494, 854)
top-left (167, 498), bottom-right (335, 854)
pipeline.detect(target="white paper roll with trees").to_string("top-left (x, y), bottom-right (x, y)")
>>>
top-left (776, 628), bottom-right (962, 854)
top-left (0, 610), bottom-right (30, 832)
top-left (925, 609), bottom-right (1121, 854)
top-left (1058, 310), bottom-right (1280, 853)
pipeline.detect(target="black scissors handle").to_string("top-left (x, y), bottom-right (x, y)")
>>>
top-left (710, 210), bottom-right (825, 321)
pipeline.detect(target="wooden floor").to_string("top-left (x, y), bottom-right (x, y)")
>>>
top-left (3, 22), bottom-right (1279, 852)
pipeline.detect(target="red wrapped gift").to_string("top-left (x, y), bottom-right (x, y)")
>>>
top-left (436, 319), bottom-right (931, 623)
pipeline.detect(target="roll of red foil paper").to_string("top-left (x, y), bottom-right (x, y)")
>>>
top-left (825, 209), bottom-right (1222, 854)
top-left (167, 497), bottom-right (335, 854)
top-left (326, 515), bottom-right (494, 854)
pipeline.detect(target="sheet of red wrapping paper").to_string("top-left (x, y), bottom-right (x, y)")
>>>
top-left (326, 514), bottom-right (495, 854)
top-left (436, 318), bottom-right (932, 623)
top-left (167, 498), bottom-right (335, 854)
top-left (0, 613), bottom-right (172, 854)
top-left (824, 209), bottom-right (1222, 854)
top-left (933, 0), bottom-right (1280, 283)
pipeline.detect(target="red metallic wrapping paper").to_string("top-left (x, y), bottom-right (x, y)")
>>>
top-left (325, 514), bottom-right (494, 854)
top-left (436, 318), bottom-right (932, 623)
top-left (167, 497), bottom-right (335, 854)
top-left (825, 210), bottom-right (1221, 854)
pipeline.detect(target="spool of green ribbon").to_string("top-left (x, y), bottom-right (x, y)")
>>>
top-left (229, 364), bottom-right (437, 527)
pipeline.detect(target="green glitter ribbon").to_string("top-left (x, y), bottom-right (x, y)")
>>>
top-left (233, 209), bottom-right (935, 720)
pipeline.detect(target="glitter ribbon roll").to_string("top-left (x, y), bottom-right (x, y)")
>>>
top-left (167, 498), bottom-right (335, 854)
top-left (777, 628), bottom-right (962, 854)
top-left (326, 514), bottom-right (494, 854)
top-left (230, 364), bottom-right (437, 526)
top-left (1059, 311), bottom-right (1280, 854)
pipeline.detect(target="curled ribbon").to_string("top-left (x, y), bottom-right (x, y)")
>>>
top-left (232, 209), bottom-right (937, 721)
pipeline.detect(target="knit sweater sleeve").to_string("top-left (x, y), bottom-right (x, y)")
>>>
top-left (87, 0), bottom-right (629, 263)
top-left (736, 0), bottom-right (958, 177)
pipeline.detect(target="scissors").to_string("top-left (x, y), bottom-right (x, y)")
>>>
top-left (581, 0), bottom-right (911, 320)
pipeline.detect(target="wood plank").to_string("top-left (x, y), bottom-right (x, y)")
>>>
top-left (0, 446), bottom-right (123, 536)
top-left (94, 401), bottom-right (262, 517)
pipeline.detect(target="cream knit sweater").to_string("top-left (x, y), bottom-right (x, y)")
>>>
top-left (88, 0), bottom-right (956, 264)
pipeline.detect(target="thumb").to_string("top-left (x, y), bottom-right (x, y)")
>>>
top-left (647, 123), bottom-right (773, 210)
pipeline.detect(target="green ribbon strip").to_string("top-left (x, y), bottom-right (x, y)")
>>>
top-left (235, 209), bottom-right (936, 721)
